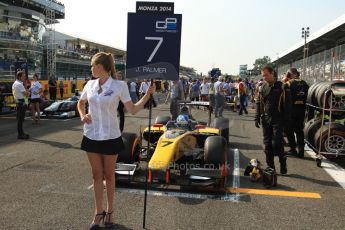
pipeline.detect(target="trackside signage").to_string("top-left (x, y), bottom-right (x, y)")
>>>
top-left (136, 1), bottom-right (174, 14)
top-left (126, 2), bottom-right (182, 80)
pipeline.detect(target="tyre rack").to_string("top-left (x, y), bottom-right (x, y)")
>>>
top-left (305, 86), bottom-right (345, 167)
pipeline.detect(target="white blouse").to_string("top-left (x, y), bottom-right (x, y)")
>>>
top-left (80, 77), bottom-right (131, 140)
top-left (30, 81), bottom-right (42, 99)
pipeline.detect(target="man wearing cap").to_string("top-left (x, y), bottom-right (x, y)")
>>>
top-left (12, 71), bottom-right (30, 139)
top-left (214, 76), bottom-right (226, 118)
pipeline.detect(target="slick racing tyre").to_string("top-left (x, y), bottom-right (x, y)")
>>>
top-left (303, 118), bottom-right (323, 146)
top-left (213, 117), bottom-right (229, 143)
top-left (118, 132), bottom-right (141, 163)
top-left (306, 82), bottom-right (321, 105)
top-left (314, 82), bottom-right (330, 107)
top-left (204, 136), bottom-right (227, 165)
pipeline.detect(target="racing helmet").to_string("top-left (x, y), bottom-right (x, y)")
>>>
top-left (176, 114), bottom-right (190, 129)
top-left (180, 106), bottom-right (189, 115)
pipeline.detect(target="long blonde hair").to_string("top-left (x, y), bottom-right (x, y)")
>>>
top-left (91, 52), bottom-right (116, 78)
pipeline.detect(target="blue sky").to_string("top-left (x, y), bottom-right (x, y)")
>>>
top-left (56, 0), bottom-right (345, 75)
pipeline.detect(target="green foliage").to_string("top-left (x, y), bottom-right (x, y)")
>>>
top-left (253, 56), bottom-right (276, 71)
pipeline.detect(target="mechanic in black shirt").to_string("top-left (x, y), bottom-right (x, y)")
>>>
top-left (285, 68), bottom-right (309, 158)
top-left (48, 77), bottom-right (57, 101)
top-left (255, 66), bottom-right (292, 174)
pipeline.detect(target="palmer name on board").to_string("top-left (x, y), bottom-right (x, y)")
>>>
top-left (136, 66), bottom-right (167, 74)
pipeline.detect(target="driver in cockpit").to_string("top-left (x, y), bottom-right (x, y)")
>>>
top-left (174, 106), bottom-right (197, 130)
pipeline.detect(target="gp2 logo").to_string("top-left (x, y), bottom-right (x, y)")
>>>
top-left (156, 18), bottom-right (177, 30)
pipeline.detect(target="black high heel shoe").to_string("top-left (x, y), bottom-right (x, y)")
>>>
top-left (90, 211), bottom-right (106, 230)
top-left (105, 211), bottom-right (114, 228)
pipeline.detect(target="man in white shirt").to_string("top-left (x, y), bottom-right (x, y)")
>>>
top-left (139, 79), bottom-right (149, 98)
top-left (214, 76), bottom-right (226, 118)
top-left (12, 71), bottom-right (30, 139)
top-left (129, 80), bottom-right (138, 103)
top-left (140, 79), bottom-right (157, 108)
top-left (199, 78), bottom-right (209, 101)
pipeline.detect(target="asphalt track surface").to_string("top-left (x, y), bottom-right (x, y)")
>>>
top-left (1, 97), bottom-right (345, 229)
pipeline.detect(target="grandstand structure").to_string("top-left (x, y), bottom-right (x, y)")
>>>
top-left (0, 0), bottom-right (65, 80)
top-left (273, 14), bottom-right (345, 84)
top-left (0, 0), bottom-right (196, 84)
top-left (53, 31), bottom-right (126, 80)
top-left (0, 0), bottom-right (126, 82)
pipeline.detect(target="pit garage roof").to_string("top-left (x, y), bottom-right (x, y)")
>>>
top-left (273, 14), bottom-right (345, 64)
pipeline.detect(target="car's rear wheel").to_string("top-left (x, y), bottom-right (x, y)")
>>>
top-left (204, 136), bottom-right (228, 188)
top-left (118, 132), bottom-right (141, 163)
top-left (213, 117), bottom-right (229, 143)
top-left (204, 136), bottom-right (227, 165)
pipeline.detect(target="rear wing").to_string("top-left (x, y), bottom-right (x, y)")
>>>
top-left (178, 101), bottom-right (210, 108)
top-left (178, 101), bottom-right (211, 126)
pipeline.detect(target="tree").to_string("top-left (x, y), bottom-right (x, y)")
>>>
top-left (252, 56), bottom-right (275, 72)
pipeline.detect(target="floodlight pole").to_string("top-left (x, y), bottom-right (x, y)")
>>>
top-left (302, 27), bottom-right (310, 79)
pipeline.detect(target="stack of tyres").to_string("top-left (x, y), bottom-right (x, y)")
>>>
top-left (307, 81), bottom-right (345, 118)
top-left (305, 81), bottom-right (345, 158)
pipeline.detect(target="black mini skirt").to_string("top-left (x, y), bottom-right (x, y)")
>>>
top-left (81, 136), bottom-right (124, 155)
top-left (30, 98), bottom-right (41, 103)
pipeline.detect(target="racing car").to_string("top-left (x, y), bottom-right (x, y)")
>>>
top-left (41, 96), bottom-right (80, 118)
top-left (116, 101), bottom-right (230, 188)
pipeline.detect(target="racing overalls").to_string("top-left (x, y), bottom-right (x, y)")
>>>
top-left (285, 78), bottom-right (309, 156)
top-left (255, 80), bottom-right (292, 173)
